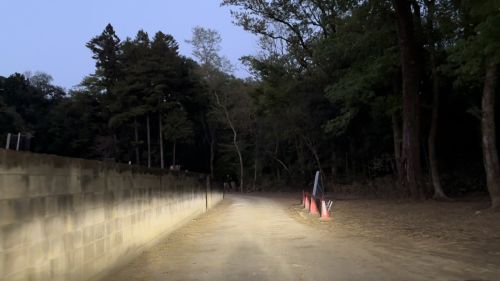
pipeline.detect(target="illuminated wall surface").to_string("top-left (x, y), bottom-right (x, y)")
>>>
top-left (0, 149), bottom-right (223, 281)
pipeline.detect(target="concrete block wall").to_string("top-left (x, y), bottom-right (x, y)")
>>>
top-left (0, 149), bottom-right (223, 281)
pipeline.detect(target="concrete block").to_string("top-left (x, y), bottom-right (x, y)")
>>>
top-left (44, 196), bottom-right (58, 217)
top-left (103, 236), bottom-right (111, 256)
top-left (92, 208), bottom-right (106, 225)
top-left (72, 230), bottom-right (83, 249)
top-left (92, 256), bottom-right (106, 274)
top-left (95, 239), bottom-right (105, 258)
top-left (3, 270), bottom-right (28, 281)
top-left (80, 174), bottom-right (93, 192)
top-left (68, 266), bottom-right (83, 281)
top-left (62, 214), bottom-right (77, 233)
top-left (72, 194), bottom-right (84, 211)
top-left (83, 226), bottom-right (94, 244)
top-left (83, 193), bottom-right (99, 210)
top-left (0, 199), bottom-right (27, 226)
top-left (49, 256), bottom-right (68, 279)
top-left (83, 243), bottom-right (95, 262)
top-left (0, 252), bottom-right (4, 279)
top-left (50, 175), bottom-right (70, 195)
top-left (75, 211), bottom-right (91, 228)
top-left (47, 238), bottom-right (64, 260)
top-left (75, 246), bottom-right (84, 265)
top-left (113, 232), bottom-right (123, 248)
top-left (114, 218), bottom-right (122, 232)
top-left (0, 174), bottom-right (29, 199)
top-left (0, 223), bottom-right (25, 251)
top-left (67, 247), bottom-right (83, 271)
top-left (82, 177), bottom-right (106, 193)
top-left (94, 223), bottom-right (105, 241)
top-left (63, 232), bottom-right (74, 251)
top-left (67, 175), bottom-right (81, 194)
top-left (43, 216), bottom-right (65, 239)
top-left (29, 197), bottom-right (46, 219)
top-left (27, 240), bottom-right (49, 267)
top-left (104, 205), bottom-right (115, 220)
top-left (0, 149), bottom-right (218, 281)
top-left (28, 175), bottom-right (51, 197)
top-left (24, 220), bottom-right (44, 245)
top-left (57, 194), bottom-right (74, 213)
top-left (27, 265), bottom-right (51, 281)
top-left (3, 247), bottom-right (27, 276)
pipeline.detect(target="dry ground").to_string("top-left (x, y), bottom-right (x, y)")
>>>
top-left (286, 193), bottom-right (500, 279)
top-left (101, 193), bottom-right (500, 281)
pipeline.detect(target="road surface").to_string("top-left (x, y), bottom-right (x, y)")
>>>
top-left (102, 194), bottom-right (496, 281)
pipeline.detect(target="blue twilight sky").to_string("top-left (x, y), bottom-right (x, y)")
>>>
top-left (0, 0), bottom-right (258, 89)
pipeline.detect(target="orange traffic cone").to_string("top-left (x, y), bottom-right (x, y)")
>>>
top-left (309, 196), bottom-right (319, 216)
top-left (304, 194), bottom-right (310, 210)
top-left (320, 198), bottom-right (331, 221)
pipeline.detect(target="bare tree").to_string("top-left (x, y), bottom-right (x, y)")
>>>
top-left (187, 26), bottom-right (246, 192)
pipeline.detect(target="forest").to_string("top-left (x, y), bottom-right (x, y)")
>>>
top-left (0, 0), bottom-right (499, 210)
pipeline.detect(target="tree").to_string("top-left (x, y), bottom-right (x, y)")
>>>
top-left (221, 0), bottom-right (345, 69)
top-left (392, 0), bottom-right (425, 198)
top-left (450, 0), bottom-right (500, 210)
top-left (85, 23), bottom-right (122, 159)
top-left (147, 31), bottom-right (183, 169)
top-left (111, 30), bottom-right (151, 165)
top-left (188, 26), bottom-right (245, 191)
top-left (86, 23), bottom-right (122, 94)
top-left (422, 0), bottom-right (451, 200)
top-left (162, 106), bottom-right (194, 166)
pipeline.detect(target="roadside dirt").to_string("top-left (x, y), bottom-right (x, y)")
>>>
top-left (102, 193), bottom-right (500, 281)
top-left (285, 193), bottom-right (500, 280)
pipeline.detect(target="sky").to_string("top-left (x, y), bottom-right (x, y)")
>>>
top-left (0, 0), bottom-right (258, 89)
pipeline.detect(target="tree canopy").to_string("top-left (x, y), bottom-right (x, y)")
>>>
top-left (1, 0), bottom-right (499, 209)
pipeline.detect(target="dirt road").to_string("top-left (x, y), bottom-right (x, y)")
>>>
top-left (102, 194), bottom-right (498, 281)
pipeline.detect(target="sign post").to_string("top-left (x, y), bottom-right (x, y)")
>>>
top-left (312, 170), bottom-right (323, 198)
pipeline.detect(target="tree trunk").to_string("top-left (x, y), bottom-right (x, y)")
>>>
top-left (392, 112), bottom-right (403, 179)
top-left (350, 142), bottom-right (356, 181)
top-left (295, 137), bottom-right (306, 178)
top-left (274, 139), bottom-right (280, 181)
top-left (393, 0), bottom-right (424, 198)
top-left (303, 136), bottom-right (323, 174)
top-left (147, 115), bottom-right (151, 168)
top-left (253, 124), bottom-right (259, 190)
top-left (159, 112), bottom-right (164, 169)
top-left (234, 134), bottom-right (244, 192)
top-left (345, 152), bottom-right (350, 180)
top-left (428, 74), bottom-right (447, 199)
top-left (481, 62), bottom-right (500, 211)
top-left (428, 53), bottom-right (448, 200)
top-left (303, 135), bottom-right (325, 191)
top-left (423, 0), bottom-right (447, 200)
top-left (210, 135), bottom-right (215, 178)
top-left (392, 76), bottom-right (403, 181)
top-left (207, 118), bottom-right (216, 179)
top-left (331, 152), bottom-right (338, 180)
top-left (172, 140), bottom-right (176, 166)
top-left (214, 91), bottom-right (244, 192)
top-left (253, 151), bottom-right (258, 190)
top-left (113, 133), bottom-right (119, 162)
top-left (134, 118), bottom-right (140, 165)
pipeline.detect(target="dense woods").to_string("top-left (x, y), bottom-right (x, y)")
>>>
top-left (1, 0), bottom-right (499, 209)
